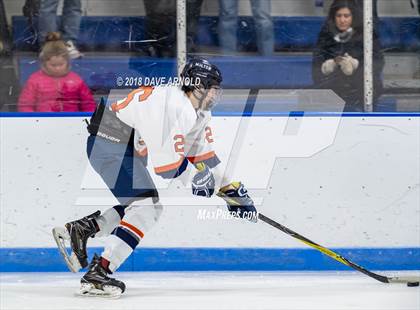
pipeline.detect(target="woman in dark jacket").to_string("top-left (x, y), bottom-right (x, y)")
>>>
top-left (312, 0), bottom-right (384, 111)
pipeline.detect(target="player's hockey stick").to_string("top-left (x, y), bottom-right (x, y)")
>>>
top-left (258, 213), bottom-right (420, 285)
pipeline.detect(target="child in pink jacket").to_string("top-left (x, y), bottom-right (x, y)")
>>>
top-left (18, 32), bottom-right (96, 112)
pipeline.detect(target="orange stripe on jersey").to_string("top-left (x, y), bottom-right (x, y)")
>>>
top-left (120, 221), bottom-right (144, 239)
top-left (111, 86), bottom-right (154, 112)
top-left (187, 151), bottom-right (215, 164)
top-left (154, 156), bottom-right (185, 174)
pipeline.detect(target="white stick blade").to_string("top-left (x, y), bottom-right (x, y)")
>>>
top-left (388, 276), bottom-right (420, 284)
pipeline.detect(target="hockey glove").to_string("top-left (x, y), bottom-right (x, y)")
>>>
top-left (192, 162), bottom-right (215, 198)
top-left (217, 182), bottom-right (258, 222)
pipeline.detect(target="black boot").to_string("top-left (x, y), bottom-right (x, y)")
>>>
top-left (80, 254), bottom-right (126, 297)
top-left (65, 210), bottom-right (100, 268)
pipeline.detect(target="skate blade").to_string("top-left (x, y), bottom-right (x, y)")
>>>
top-left (52, 227), bottom-right (82, 273)
top-left (77, 283), bottom-right (123, 299)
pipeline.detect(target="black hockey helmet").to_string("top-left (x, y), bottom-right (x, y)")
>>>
top-left (180, 57), bottom-right (222, 93)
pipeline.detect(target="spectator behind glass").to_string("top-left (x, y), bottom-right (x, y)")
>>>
top-left (38, 0), bottom-right (82, 59)
top-left (18, 32), bottom-right (95, 112)
top-left (312, 0), bottom-right (384, 111)
top-left (218, 0), bottom-right (274, 56)
top-left (0, 0), bottom-right (12, 55)
top-left (144, 0), bottom-right (204, 57)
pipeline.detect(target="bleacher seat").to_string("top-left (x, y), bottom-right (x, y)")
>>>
top-left (12, 16), bottom-right (420, 52)
top-left (17, 56), bottom-right (313, 89)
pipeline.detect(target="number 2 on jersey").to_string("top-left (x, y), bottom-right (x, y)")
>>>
top-left (174, 128), bottom-right (213, 155)
top-left (205, 126), bottom-right (214, 143)
top-left (173, 134), bottom-right (185, 153)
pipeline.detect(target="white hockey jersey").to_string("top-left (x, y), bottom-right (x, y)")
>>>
top-left (111, 85), bottom-right (218, 178)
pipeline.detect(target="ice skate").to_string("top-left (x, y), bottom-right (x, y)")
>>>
top-left (52, 210), bottom-right (100, 272)
top-left (78, 254), bottom-right (126, 298)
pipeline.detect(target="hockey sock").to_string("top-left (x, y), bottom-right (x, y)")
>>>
top-left (101, 199), bottom-right (163, 272)
top-left (100, 256), bottom-right (112, 274)
top-left (112, 205), bottom-right (127, 219)
top-left (95, 206), bottom-right (124, 238)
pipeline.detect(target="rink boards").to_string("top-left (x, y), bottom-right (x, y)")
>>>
top-left (0, 113), bottom-right (419, 271)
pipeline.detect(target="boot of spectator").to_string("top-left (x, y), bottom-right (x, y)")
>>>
top-left (65, 40), bottom-right (83, 59)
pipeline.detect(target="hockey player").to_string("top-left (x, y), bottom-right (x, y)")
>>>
top-left (52, 58), bottom-right (257, 298)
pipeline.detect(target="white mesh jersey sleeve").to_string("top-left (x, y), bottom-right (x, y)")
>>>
top-left (111, 86), bottom-right (191, 177)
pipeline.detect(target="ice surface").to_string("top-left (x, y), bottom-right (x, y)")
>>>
top-left (1, 271), bottom-right (419, 310)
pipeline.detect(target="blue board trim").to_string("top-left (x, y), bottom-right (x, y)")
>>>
top-left (1, 112), bottom-right (420, 118)
top-left (0, 247), bottom-right (419, 272)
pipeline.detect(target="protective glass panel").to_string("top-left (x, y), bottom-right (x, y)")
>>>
top-left (0, 0), bottom-right (419, 112)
